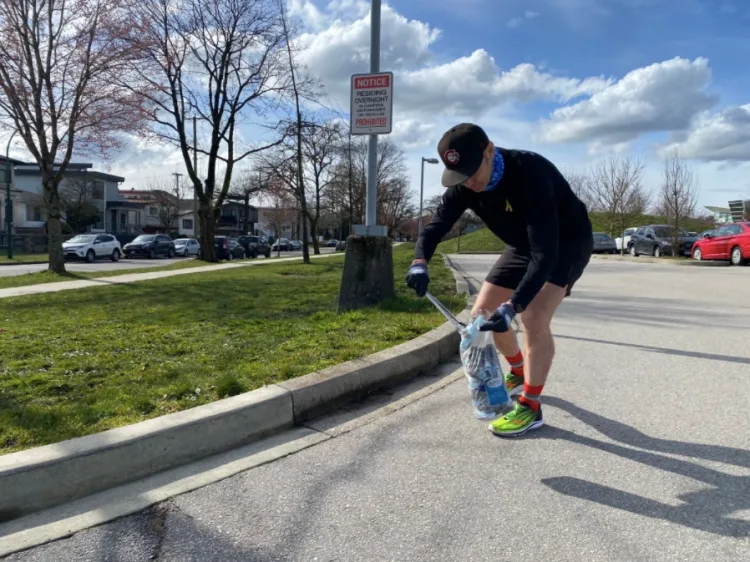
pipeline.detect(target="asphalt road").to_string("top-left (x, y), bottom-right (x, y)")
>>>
top-left (5, 256), bottom-right (750, 561)
top-left (0, 248), bottom-right (337, 278)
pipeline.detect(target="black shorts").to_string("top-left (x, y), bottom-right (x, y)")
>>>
top-left (486, 237), bottom-right (594, 297)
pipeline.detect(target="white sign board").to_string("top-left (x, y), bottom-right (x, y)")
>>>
top-left (350, 72), bottom-right (393, 135)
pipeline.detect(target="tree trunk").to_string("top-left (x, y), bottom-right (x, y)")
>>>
top-left (309, 217), bottom-right (320, 254)
top-left (43, 175), bottom-right (66, 274)
top-left (198, 201), bottom-right (216, 262)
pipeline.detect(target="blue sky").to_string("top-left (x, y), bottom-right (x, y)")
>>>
top-left (12, 0), bottom-right (749, 210)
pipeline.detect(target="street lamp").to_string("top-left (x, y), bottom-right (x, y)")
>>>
top-left (419, 157), bottom-right (439, 236)
top-left (5, 130), bottom-right (17, 259)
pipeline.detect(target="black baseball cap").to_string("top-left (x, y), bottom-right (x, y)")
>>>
top-left (437, 123), bottom-right (490, 187)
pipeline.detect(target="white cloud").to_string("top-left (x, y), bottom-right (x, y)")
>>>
top-left (508, 10), bottom-right (540, 28)
top-left (537, 57), bottom-right (718, 146)
top-left (661, 104), bottom-right (750, 162)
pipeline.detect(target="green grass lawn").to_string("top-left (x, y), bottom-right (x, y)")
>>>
top-left (0, 254), bottom-right (49, 264)
top-left (437, 211), bottom-right (714, 255)
top-left (437, 228), bottom-right (507, 254)
top-left (0, 259), bottom-right (228, 290)
top-left (0, 244), bottom-right (464, 454)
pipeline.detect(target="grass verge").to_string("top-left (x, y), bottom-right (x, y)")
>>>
top-left (0, 258), bottom-right (224, 290)
top-left (438, 228), bottom-right (507, 254)
top-left (0, 254), bottom-right (49, 264)
top-left (0, 244), bottom-right (464, 454)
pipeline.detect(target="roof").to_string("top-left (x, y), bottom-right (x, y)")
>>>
top-left (15, 164), bottom-right (124, 183)
top-left (705, 206), bottom-right (731, 213)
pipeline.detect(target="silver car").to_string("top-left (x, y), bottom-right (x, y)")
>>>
top-left (173, 238), bottom-right (200, 257)
top-left (593, 232), bottom-right (617, 254)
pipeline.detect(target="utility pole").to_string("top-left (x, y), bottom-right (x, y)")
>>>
top-left (5, 131), bottom-right (17, 259)
top-left (193, 116), bottom-right (199, 238)
top-left (365, 0), bottom-right (380, 228)
top-left (172, 172), bottom-right (182, 233)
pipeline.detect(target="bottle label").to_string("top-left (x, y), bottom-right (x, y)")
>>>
top-left (485, 379), bottom-right (510, 406)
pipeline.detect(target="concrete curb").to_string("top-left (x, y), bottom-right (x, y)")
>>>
top-left (590, 254), bottom-right (731, 267)
top-left (0, 261), bottom-right (47, 267)
top-left (0, 255), bottom-right (471, 524)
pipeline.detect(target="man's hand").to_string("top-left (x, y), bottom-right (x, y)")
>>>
top-left (405, 261), bottom-right (429, 297)
top-left (479, 302), bottom-right (516, 332)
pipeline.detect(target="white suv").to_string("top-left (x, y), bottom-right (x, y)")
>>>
top-left (63, 234), bottom-right (122, 263)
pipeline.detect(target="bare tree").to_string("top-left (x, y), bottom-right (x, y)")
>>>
top-left (563, 167), bottom-right (594, 209)
top-left (262, 176), bottom-right (295, 257)
top-left (59, 177), bottom-right (103, 234)
top-left (262, 118), bottom-right (341, 254)
top-left (127, 0), bottom-right (295, 262)
top-left (144, 177), bottom-right (184, 232)
top-left (588, 153), bottom-right (650, 254)
top-left (657, 149), bottom-right (698, 253)
top-left (325, 135), bottom-right (412, 236)
top-left (0, 0), bottom-right (147, 272)
top-left (226, 168), bottom-right (266, 235)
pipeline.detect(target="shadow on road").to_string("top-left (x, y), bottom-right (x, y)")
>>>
top-left (555, 333), bottom-right (750, 365)
top-left (537, 397), bottom-right (750, 537)
top-left (558, 292), bottom-right (749, 330)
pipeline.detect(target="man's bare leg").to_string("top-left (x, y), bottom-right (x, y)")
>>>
top-left (519, 282), bottom-right (567, 387)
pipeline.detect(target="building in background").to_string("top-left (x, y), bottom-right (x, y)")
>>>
top-left (704, 205), bottom-right (733, 225)
top-left (727, 200), bottom-right (749, 222)
top-left (10, 161), bottom-right (124, 235)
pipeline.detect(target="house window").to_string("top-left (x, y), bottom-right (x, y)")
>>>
top-left (90, 181), bottom-right (104, 199)
top-left (26, 205), bottom-right (45, 222)
top-left (149, 206), bottom-right (158, 216)
top-left (182, 219), bottom-right (194, 230)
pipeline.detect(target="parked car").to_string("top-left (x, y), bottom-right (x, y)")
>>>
top-left (627, 225), bottom-right (698, 258)
top-left (289, 240), bottom-right (302, 251)
top-left (215, 236), bottom-right (246, 260)
top-left (592, 232), bottom-right (617, 254)
top-left (237, 235), bottom-right (271, 258)
top-left (691, 222), bottom-right (750, 265)
top-left (335, 239), bottom-right (346, 251)
top-left (174, 238), bottom-right (200, 257)
top-left (123, 234), bottom-right (176, 259)
top-left (614, 227), bottom-right (637, 251)
top-left (63, 234), bottom-right (121, 263)
top-left (271, 238), bottom-right (291, 251)
top-left (326, 239), bottom-right (338, 248)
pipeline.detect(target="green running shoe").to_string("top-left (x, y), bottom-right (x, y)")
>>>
top-left (488, 402), bottom-right (543, 437)
top-left (504, 372), bottom-right (524, 397)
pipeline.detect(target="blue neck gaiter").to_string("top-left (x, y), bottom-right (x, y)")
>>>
top-left (485, 148), bottom-right (504, 192)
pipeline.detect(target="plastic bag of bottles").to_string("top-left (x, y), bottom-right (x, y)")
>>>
top-left (459, 315), bottom-right (513, 420)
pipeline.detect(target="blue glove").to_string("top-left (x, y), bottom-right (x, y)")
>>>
top-left (479, 302), bottom-right (516, 332)
top-left (405, 263), bottom-right (429, 297)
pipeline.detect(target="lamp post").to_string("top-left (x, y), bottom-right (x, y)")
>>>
top-left (418, 157), bottom-right (439, 236)
top-left (5, 130), bottom-right (17, 259)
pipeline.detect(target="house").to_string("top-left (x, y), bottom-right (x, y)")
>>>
top-left (254, 206), bottom-right (300, 240)
top-left (3, 160), bottom-right (125, 235)
top-left (216, 200), bottom-right (258, 236)
top-left (117, 188), bottom-right (182, 234)
top-left (704, 206), bottom-right (733, 225)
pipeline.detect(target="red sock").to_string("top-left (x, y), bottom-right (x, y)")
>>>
top-left (518, 383), bottom-right (544, 411)
top-left (504, 351), bottom-right (524, 378)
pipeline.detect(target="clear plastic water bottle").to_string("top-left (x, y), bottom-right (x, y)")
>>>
top-left (460, 316), bottom-right (513, 420)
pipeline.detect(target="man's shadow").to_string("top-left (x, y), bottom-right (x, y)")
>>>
top-left (535, 397), bottom-right (750, 538)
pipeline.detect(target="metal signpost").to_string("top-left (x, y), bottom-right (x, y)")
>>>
top-left (350, 0), bottom-right (391, 237)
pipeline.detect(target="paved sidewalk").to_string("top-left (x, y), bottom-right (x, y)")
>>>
top-left (5, 257), bottom-right (748, 561)
top-left (0, 253), bottom-right (340, 300)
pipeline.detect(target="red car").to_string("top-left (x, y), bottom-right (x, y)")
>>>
top-left (691, 222), bottom-right (750, 265)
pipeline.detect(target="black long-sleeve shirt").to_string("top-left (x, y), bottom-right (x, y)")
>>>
top-left (415, 148), bottom-right (592, 311)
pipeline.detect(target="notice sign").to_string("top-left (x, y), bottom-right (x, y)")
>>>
top-left (350, 72), bottom-right (393, 135)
